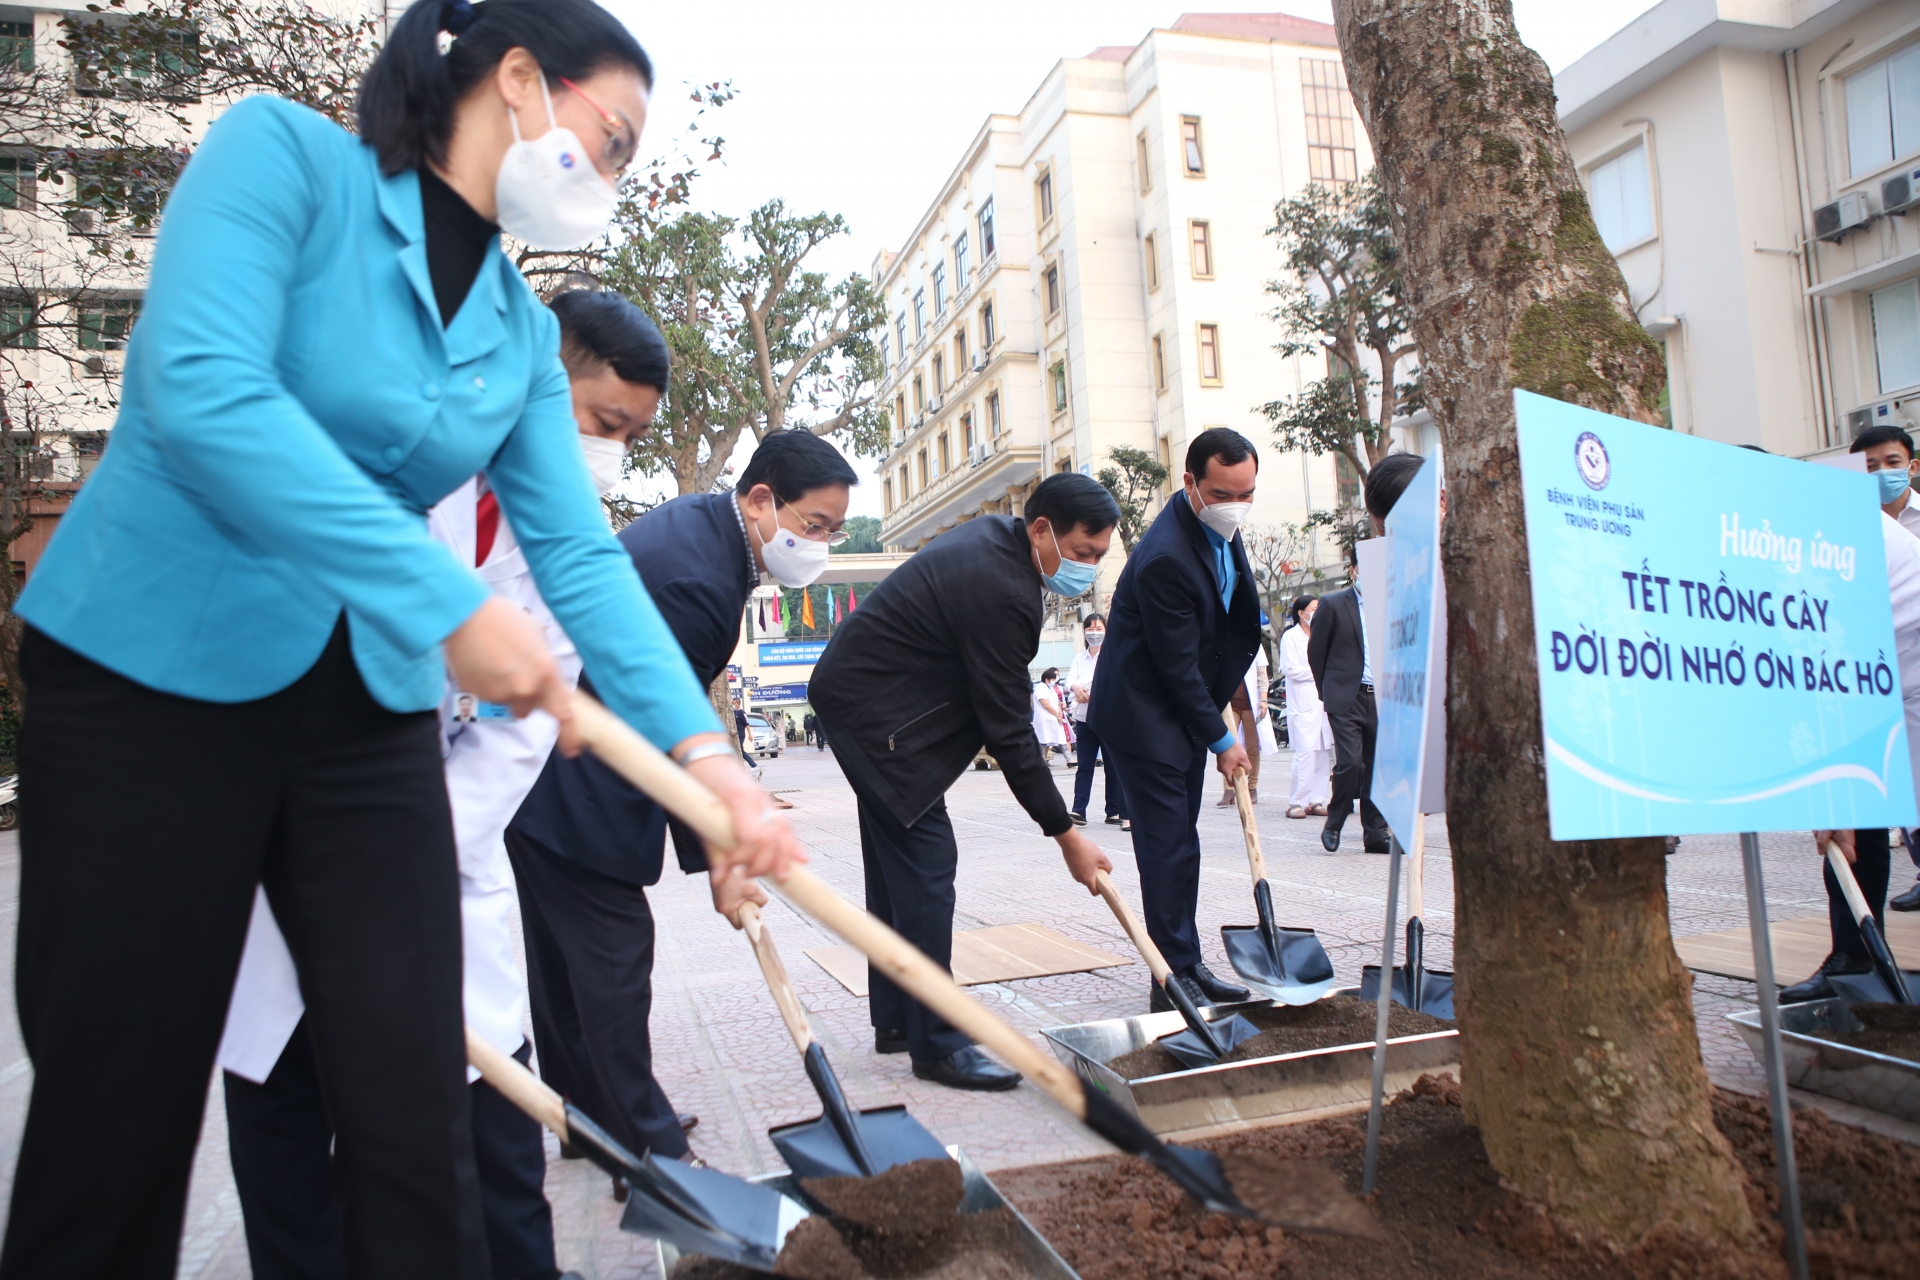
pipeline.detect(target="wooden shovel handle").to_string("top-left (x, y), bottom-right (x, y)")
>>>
top-left (568, 689), bottom-right (1088, 1120)
top-left (1406, 820), bottom-right (1426, 920)
top-left (467, 1027), bottom-right (569, 1140)
top-left (1826, 840), bottom-right (1874, 926)
top-left (1094, 871), bottom-right (1171, 984)
top-left (739, 901), bottom-right (815, 1052)
top-left (1222, 710), bottom-right (1267, 883)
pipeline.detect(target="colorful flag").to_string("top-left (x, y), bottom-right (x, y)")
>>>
top-left (847, 587), bottom-right (858, 613)
top-left (827, 588), bottom-right (838, 626)
top-left (757, 600), bottom-right (767, 631)
top-left (801, 589), bottom-right (814, 630)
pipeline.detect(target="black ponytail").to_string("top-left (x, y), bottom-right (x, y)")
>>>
top-left (548, 289), bottom-right (670, 392)
top-left (358, 0), bottom-right (652, 176)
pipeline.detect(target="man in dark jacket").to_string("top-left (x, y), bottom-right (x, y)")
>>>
top-left (810, 473), bottom-right (1117, 1090)
top-left (505, 430), bottom-right (855, 1160)
top-left (1090, 429), bottom-right (1262, 1009)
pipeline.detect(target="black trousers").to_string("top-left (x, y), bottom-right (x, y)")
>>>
top-left (224, 1020), bottom-right (555, 1280)
top-left (1105, 738), bottom-right (1208, 973)
top-left (3, 623), bottom-right (486, 1280)
top-left (1070, 719), bottom-right (1126, 820)
top-left (1325, 687), bottom-right (1389, 846)
top-left (1828, 827), bottom-right (1893, 959)
top-left (834, 752), bottom-right (969, 1062)
top-left (503, 830), bottom-right (689, 1161)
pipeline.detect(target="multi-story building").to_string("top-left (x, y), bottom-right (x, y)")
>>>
top-left (1558, 0), bottom-right (1920, 456)
top-left (870, 12), bottom-right (1376, 606)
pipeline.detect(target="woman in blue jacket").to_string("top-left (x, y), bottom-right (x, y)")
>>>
top-left (0, 3), bottom-right (799, 1276)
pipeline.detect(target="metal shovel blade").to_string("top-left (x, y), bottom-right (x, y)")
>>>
top-left (771, 1105), bottom-right (950, 1182)
top-left (1860, 917), bottom-right (1915, 1006)
top-left (1828, 967), bottom-right (1920, 1006)
top-left (619, 1151), bottom-right (811, 1275)
top-left (1359, 915), bottom-right (1455, 1018)
top-left (1221, 922), bottom-right (1336, 1006)
top-left (1158, 1010), bottom-right (1263, 1070)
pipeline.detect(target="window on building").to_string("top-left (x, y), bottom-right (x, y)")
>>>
top-left (1845, 43), bottom-right (1920, 178)
top-left (1586, 141), bottom-right (1654, 252)
top-left (73, 23), bottom-right (200, 102)
top-left (1051, 359), bottom-right (1068, 414)
top-left (1871, 277), bottom-right (1920, 394)
top-left (1036, 169), bottom-right (1054, 224)
top-left (1143, 232), bottom-right (1160, 291)
top-left (932, 351), bottom-right (945, 394)
top-left (1301, 60), bottom-right (1359, 183)
top-left (1045, 264), bottom-right (1061, 316)
top-left (884, 477), bottom-right (894, 512)
top-left (1188, 220), bottom-right (1214, 278)
top-left (79, 298), bottom-right (139, 350)
top-left (987, 391), bottom-right (1002, 436)
top-left (1137, 130), bottom-right (1152, 193)
top-left (899, 464), bottom-right (910, 499)
top-left (917, 448), bottom-right (929, 489)
top-left (879, 334), bottom-right (890, 368)
top-left (1152, 333), bottom-right (1167, 392)
top-left (979, 199), bottom-right (996, 258)
top-left (962, 412), bottom-right (976, 456)
top-left (981, 301), bottom-right (996, 347)
top-left (1197, 324), bottom-right (1223, 384)
top-left (0, 154), bottom-right (34, 210)
top-left (894, 313), bottom-right (907, 357)
top-left (0, 20), bottom-right (33, 72)
top-left (955, 329), bottom-right (969, 375)
top-left (1157, 435), bottom-right (1175, 499)
top-left (932, 262), bottom-right (947, 314)
top-left (912, 290), bottom-right (926, 336)
top-left (894, 394), bottom-right (907, 436)
top-left (912, 374), bottom-right (924, 414)
top-left (1180, 117), bottom-right (1205, 175)
top-left (954, 231), bottom-right (969, 283)
top-left (1, 297), bottom-right (36, 349)
top-left (938, 431), bottom-right (951, 476)
top-left (1335, 452), bottom-right (1361, 508)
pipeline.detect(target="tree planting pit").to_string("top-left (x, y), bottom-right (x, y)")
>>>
top-left (1809, 1002), bottom-right (1920, 1061)
top-left (1105, 994), bottom-right (1455, 1080)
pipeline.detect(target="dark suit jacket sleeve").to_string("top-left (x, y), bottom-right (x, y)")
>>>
top-left (1307, 603), bottom-right (1332, 694)
top-left (1135, 555), bottom-right (1232, 748)
top-left (957, 592), bottom-right (1073, 837)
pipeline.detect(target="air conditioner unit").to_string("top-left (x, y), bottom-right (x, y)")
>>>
top-left (1848, 397), bottom-right (1916, 438)
top-left (1884, 166), bottom-right (1920, 216)
top-left (969, 443), bottom-right (990, 467)
top-left (1814, 191), bottom-right (1873, 242)
top-left (971, 352), bottom-right (987, 373)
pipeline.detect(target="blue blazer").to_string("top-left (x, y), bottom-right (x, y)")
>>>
top-left (1090, 495), bottom-right (1261, 767)
top-left (17, 97), bottom-right (716, 750)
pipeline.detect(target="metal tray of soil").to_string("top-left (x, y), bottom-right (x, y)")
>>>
top-left (1728, 997), bottom-right (1920, 1122)
top-left (1041, 988), bottom-right (1459, 1135)
top-left (655, 1145), bottom-right (1079, 1279)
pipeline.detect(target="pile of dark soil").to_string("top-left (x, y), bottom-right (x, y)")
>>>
top-left (1814, 1002), bottom-right (1920, 1060)
top-left (671, 1157), bottom-right (1031, 1280)
top-left (996, 1074), bottom-right (1920, 1279)
top-left (1106, 994), bottom-right (1454, 1080)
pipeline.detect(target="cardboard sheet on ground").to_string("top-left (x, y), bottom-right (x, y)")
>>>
top-left (1674, 912), bottom-right (1920, 983)
top-left (1516, 389), bottom-right (1919, 838)
top-left (1371, 457), bottom-right (1447, 844)
top-left (805, 924), bottom-right (1126, 997)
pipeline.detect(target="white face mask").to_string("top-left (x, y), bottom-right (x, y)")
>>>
top-left (578, 433), bottom-right (626, 495)
top-left (1190, 488), bottom-right (1252, 539)
top-left (753, 501), bottom-right (832, 587)
top-left (494, 78), bottom-right (618, 251)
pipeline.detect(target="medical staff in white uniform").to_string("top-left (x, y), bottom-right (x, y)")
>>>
top-left (1280, 595), bottom-right (1333, 820)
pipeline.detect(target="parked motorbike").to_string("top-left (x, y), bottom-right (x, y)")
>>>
top-left (0, 774), bottom-right (18, 831)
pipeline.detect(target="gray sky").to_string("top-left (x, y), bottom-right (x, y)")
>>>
top-left (600, 1), bottom-right (1663, 515)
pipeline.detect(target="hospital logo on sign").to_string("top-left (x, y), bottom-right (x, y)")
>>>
top-left (1574, 431), bottom-right (1610, 490)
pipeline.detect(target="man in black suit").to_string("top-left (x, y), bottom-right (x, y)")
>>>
top-left (810, 474), bottom-right (1117, 1090)
top-left (505, 430), bottom-right (856, 1160)
top-left (1307, 453), bottom-right (1426, 854)
top-left (1090, 429), bottom-right (1263, 1009)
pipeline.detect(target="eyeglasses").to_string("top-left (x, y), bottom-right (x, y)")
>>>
top-left (777, 499), bottom-right (850, 546)
top-left (558, 76), bottom-right (638, 175)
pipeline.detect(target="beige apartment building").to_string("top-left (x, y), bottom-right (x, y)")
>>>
top-left (869, 12), bottom-right (1375, 602)
top-left (1559, 0), bottom-right (1920, 456)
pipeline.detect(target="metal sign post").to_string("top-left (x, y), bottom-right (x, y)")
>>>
top-left (1738, 831), bottom-right (1810, 1280)
top-left (1361, 833), bottom-right (1404, 1197)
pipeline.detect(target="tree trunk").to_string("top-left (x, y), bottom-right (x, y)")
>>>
top-left (1334, 0), bottom-right (1761, 1254)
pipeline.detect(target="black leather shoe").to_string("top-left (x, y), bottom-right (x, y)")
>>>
top-left (1149, 972), bottom-right (1211, 1013)
top-left (1187, 961), bottom-right (1250, 1004)
top-left (1320, 827), bottom-right (1341, 853)
top-left (677, 1112), bottom-right (699, 1133)
top-left (1364, 840), bottom-right (1390, 855)
top-left (1070, 811), bottom-right (1087, 825)
top-left (911, 1046), bottom-right (1020, 1091)
top-left (1779, 952), bottom-right (1873, 1004)
top-left (1892, 882), bottom-right (1920, 912)
top-left (1105, 815), bottom-right (1125, 825)
top-left (874, 1027), bottom-right (908, 1055)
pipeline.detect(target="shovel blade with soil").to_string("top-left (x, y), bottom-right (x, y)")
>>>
top-left (1218, 747), bottom-right (1337, 1005)
top-left (1359, 915), bottom-right (1456, 1019)
top-left (1092, 871), bottom-right (1263, 1068)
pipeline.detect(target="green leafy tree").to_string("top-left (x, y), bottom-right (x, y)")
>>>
top-left (1094, 446), bottom-right (1170, 554)
top-left (834, 515), bottom-right (881, 554)
top-left (1256, 172), bottom-right (1419, 483)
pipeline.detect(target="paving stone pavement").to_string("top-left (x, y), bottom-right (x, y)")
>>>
top-left (0, 746), bottom-right (1887, 1278)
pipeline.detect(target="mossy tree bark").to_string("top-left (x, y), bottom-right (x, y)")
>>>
top-left (1334, 0), bottom-right (1763, 1254)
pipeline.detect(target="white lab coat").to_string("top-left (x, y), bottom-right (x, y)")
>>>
top-left (1280, 622), bottom-right (1333, 809)
top-left (1240, 649), bottom-right (1279, 754)
top-left (217, 479), bottom-right (581, 1083)
top-left (1032, 682), bottom-right (1069, 746)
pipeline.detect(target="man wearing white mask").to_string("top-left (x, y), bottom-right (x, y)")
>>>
top-left (1091, 429), bottom-right (1263, 1011)
top-left (503, 428), bottom-right (853, 1165)
top-left (216, 289), bottom-right (682, 1280)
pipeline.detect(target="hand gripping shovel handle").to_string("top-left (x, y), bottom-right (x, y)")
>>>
top-left (1825, 840), bottom-right (1913, 1005)
top-left (1094, 872), bottom-right (1229, 1059)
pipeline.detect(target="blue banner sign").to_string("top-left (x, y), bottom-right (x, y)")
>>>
top-left (758, 641), bottom-right (828, 666)
top-left (1517, 390), bottom-right (1916, 838)
top-left (749, 682), bottom-right (811, 706)
top-left (1373, 456), bottom-right (1442, 845)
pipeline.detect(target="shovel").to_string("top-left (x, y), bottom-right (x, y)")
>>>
top-left (1218, 714), bottom-right (1335, 1006)
top-left (1092, 870), bottom-right (1261, 1069)
top-left (1359, 820), bottom-right (1455, 1018)
top-left (567, 692), bottom-right (1377, 1237)
top-left (1825, 839), bottom-right (1914, 1006)
top-left (465, 1028), bottom-right (808, 1273)
top-left (736, 899), bottom-right (950, 1180)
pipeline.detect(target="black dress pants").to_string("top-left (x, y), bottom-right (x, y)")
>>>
top-left (1828, 826), bottom-right (1893, 958)
top-left (503, 829), bottom-right (689, 1161)
top-left (833, 752), bottom-right (969, 1062)
top-left (1104, 738), bottom-right (1208, 973)
top-left (1325, 687), bottom-right (1389, 846)
top-left (3, 623), bottom-right (487, 1280)
top-left (224, 1020), bottom-right (556, 1280)
top-left (1070, 719), bottom-right (1126, 821)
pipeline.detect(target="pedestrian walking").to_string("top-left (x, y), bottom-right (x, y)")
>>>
top-left (1090, 428), bottom-right (1263, 1013)
top-left (1067, 616), bottom-right (1128, 829)
top-left (1, 4), bottom-right (798, 1275)
top-left (1279, 595), bottom-right (1333, 820)
top-left (1032, 666), bottom-right (1070, 766)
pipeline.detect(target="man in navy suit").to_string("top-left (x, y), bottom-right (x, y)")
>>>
top-left (505, 430), bottom-right (856, 1162)
top-left (1091, 429), bottom-right (1264, 1009)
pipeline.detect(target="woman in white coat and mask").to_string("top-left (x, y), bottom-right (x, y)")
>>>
top-left (1280, 594), bottom-right (1333, 820)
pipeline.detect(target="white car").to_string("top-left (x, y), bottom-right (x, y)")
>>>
top-left (744, 713), bottom-right (782, 759)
